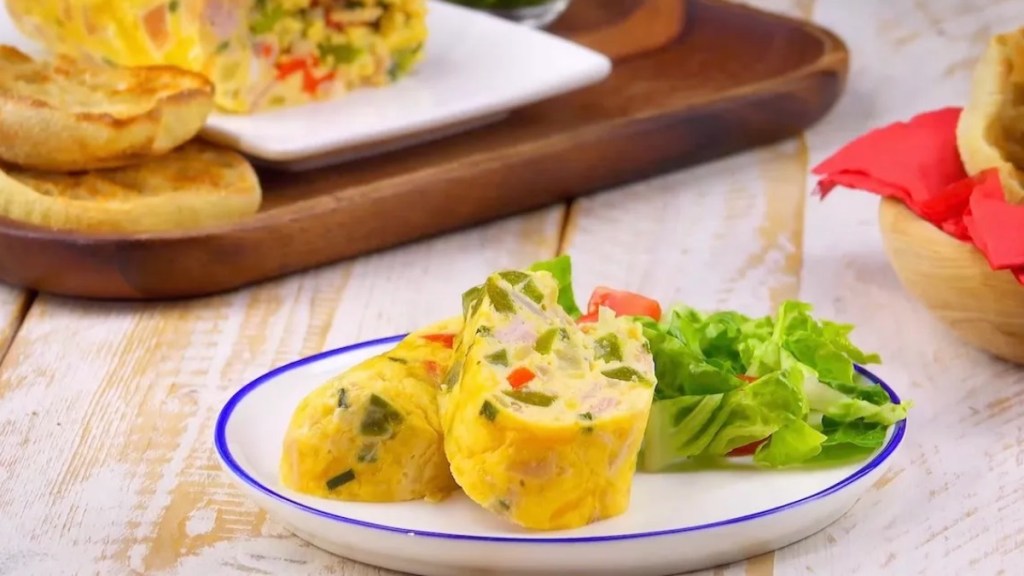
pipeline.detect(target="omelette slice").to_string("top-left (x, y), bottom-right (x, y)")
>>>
top-left (439, 270), bottom-right (657, 530)
top-left (6, 0), bottom-right (428, 113)
top-left (280, 317), bottom-right (460, 503)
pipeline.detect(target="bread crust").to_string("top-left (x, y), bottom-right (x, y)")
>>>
top-left (956, 29), bottom-right (1024, 204)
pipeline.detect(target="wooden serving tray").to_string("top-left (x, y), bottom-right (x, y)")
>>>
top-left (0, 0), bottom-right (849, 300)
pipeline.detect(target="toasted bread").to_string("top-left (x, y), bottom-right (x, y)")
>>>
top-left (956, 28), bottom-right (1024, 203)
top-left (0, 45), bottom-right (215, 172)
top-left (0, 141), bottom-right (262, 233)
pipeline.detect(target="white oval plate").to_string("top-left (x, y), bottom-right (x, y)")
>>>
top-left (215, 335), bottom-right (907, 576)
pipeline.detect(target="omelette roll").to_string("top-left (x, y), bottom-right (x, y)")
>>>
top-left (440, 270), bottom-right (657, 530)
top-left (280, 317), bottom-right (459, 503)
top-left (6, 0), bottom-right (428, 113)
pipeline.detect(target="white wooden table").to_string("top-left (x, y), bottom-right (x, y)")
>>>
top-left (1, 1), bottom-right (1021, 574)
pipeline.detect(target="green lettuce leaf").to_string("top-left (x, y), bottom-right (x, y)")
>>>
top-left (753, 417), bottom-right (826, 467)
top-left (819, 415), bottom-right (888, 449)
top-left (639, 369), bottom-right (807, 472)
top-left (638, 299), bottom-right (909, 470)
top-left (804, 378), bottom-right (908, 425)
top-left (528, 255), bottom-right (582, 319)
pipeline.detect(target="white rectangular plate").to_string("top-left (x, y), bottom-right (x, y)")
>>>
top-left (203, 1), bottom-right (612, 168)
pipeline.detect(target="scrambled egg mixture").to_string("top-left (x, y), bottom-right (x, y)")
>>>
top-left (6, 0), bottom-right (428, 112)
top-left (280, 317), bottom-right (459, 502)
top-left (439, 270), bottom-right (657, 530)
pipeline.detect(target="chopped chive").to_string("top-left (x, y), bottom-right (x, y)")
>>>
top-left (386, 356), bottom-right (408, 364)
top-left (215, 40), bottom-right (230, 53)
top-left (318, 42), bottom-right (362, 66)
top-left (462, 286), bottom-right (484, 317)
top-left (485, 349), bottom-right (509, 366)
top-left (534, 328), bottom-right (559, 354)
top-left (579, 412), bottom-right (594, 421)
top-left (502, 389), bottom-right (557, 407)
top-left (326, 469), bottom-right (356, 490)
top-left (443, 361), bottom-right (462, 389)
top-left (602, 366), bottom-right (647, 383)
top-left (497, 270), bottom-right (530, 285)
top-left (486, 279), bottom-right (515, 314)
top-left (337, 388), bottom-right (349, 409)
top-left (582, 427), bottom-right (594, 435)
top-left (480, 400), bottom-right (499, 421)
top-left (476, 325), bottom-right (492, 336)
top-left (521, 280), bottom-right (544, 304)
top-left (360, 394), bottom-right (403, 436)
top-left (594, 333), bottom-right (623, 363)
top-left (169, 0), bottom-right (180, 12)
top-left (497, 499), bottom-right (511, 510)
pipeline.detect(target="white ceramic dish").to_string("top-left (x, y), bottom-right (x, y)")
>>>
top-left (215, 334), bottom-right (908, 576)
top-left (0, 1), bottom-right (612, 171)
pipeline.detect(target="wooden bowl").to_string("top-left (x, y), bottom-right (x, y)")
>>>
top-left (551, 0), bottom-right (687, 60)
top-left (879, 197), bottom-right (1024, 364)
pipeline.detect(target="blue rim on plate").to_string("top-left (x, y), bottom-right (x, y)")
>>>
top-left (214, 334), bottom-right (907, 544)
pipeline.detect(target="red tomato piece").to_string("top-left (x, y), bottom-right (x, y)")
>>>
top-left (576, 312), bottom-right (600, 324)
top-left (587, 287), bottom-right (662, 321)
top-left (727, 438), bottom-right (768, 457)
top-left (507, 367), bottom-right (536, 390)
top-left (421, 333), bottom-right (456, 348)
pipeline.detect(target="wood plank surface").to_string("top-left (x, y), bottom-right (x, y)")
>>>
top-left (0, 208), bottom-right (565, 575)
top-left (1, 0), bottom-right (1022, 574)
top-left (775, 1), bottom-right (1024, 575)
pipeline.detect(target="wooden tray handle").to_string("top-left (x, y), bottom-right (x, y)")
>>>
top-left (551, 0), bottom-right (688, 60)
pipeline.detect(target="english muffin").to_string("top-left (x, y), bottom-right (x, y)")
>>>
top-left (0, 141), bottom-right (262, 233)
top-left (0, 45), bottom-right (214, 172)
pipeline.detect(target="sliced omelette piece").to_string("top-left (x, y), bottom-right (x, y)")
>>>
top-left (956, 27), bottom-right (1024, 203)
top-left (280, 318), bottom-right (461, 503)
top-left (0, 140), bottom-right (261, 233)
top-left (6, 0), bottom-right (428, 113)
top-left (0, 45), bottom-right (213, 172)
top-left (440, 270), bottom-right (656, 531)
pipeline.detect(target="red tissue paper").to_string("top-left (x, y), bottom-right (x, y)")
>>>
top-left (810, 106), bottom-right (1024, 284)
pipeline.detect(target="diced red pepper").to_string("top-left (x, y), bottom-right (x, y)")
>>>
top-left (586, 287), bottom-right (662, 322)
top-left (576, 312), bottom-right (600, 324)
top-left (275, 56), bottom-right (332, 96)
top-left (738, 374), bottom-right (758, 383)
top-left (422, 334), bottom-right (456, 348)
top-left (423, 360), bottom-right (442, 379)
top-left (303, 70), bottom-right (334, 95)
top-left (727, 438), bottom-right (768, 457)
top-left (275, 57), bottom-right (309, 80)
top-left (507, 367), bottom-right (536, 390)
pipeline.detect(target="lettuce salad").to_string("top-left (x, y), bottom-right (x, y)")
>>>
top-left (527, 255), bottom-right (910, 470)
